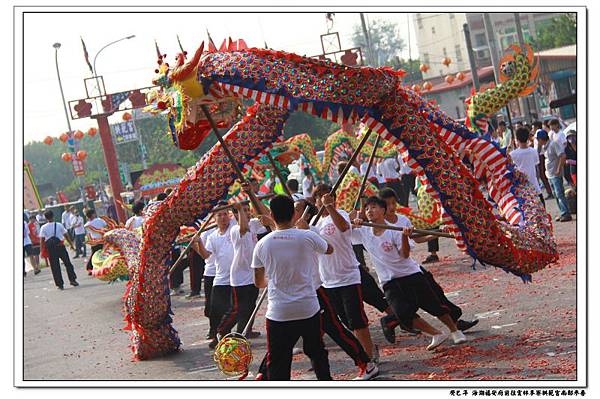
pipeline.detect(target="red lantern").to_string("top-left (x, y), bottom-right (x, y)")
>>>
top-left (411, 84), bottom-right (421, 92)
top-left (43, 136), bottom-right (53, 145)
top-left (87, 127), bottom-right (97, 136)
top-left (122, 112), bottom-right (132, 121)
top-left (445, 75), bottom-right (455, 84)
top-left (419, 64), bottom-right (430, 73)
top-left (423, 81), bottom-right (433, 91)
top-left (61, 152), bottom-right (72, 162)
top-left (442, 57), bottom-right (452, 67)
top-left (74, 130), bottom-right (84, 140)
top-left (456, 72), bottom-right (465, 81)
top-left (76, 150), bottom-right (87, 160)
top-left (59, 132), bottom-right (69, 143)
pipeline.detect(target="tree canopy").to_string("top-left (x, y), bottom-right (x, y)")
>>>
top-left (352, 18), bottom-right (406, 67)
top-left (535, 14), bottom-right (576, 51)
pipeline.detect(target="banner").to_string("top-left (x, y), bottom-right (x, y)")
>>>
top-left (111, 120), bottom-right (138, 144)
top-left (23, 163), bottom-right (43, 210)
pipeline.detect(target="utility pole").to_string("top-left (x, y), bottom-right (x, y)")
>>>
top-left (483, 13), bottom-right (514, 131)
top-left (360, 13), bottom-right (373, 66)
top-left (514, 13), bottom-right (538, 121)
top-left (463, 23), bottom-right (480, 92)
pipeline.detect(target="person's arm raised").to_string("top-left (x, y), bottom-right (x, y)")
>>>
top-left (322, 193), bottom-right (350, 232)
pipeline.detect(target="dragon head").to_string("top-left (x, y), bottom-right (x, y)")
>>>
top-left (144, 40), bottom-right (246, 150)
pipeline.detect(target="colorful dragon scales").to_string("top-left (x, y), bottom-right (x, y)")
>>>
top-left (104, 41), bottom-right (555, 360)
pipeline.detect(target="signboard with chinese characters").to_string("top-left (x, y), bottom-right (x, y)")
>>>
top-left (72, 159), bottom-right (86, 177)
top-left (111, 120), bottom-right (138, 144)
top-left (23, 163), bottom-right (43, 210)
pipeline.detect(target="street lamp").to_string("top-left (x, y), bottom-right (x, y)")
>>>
top-left (92, 35), bottom-right (136, 94)
top-left (53, 42), bottom-right (86, 202)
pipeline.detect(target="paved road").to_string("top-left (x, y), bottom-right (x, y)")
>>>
top-left (22, 200), bottom-right (578, 381)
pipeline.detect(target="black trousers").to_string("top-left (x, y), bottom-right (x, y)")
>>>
top-left (168, 247), bottom-right (185, 289)
top-left (203, 275), bottom-right (215, 318)
top-left (427, 238), bottom-right (439, 253)
top-left (218, 284), bottom-right (259, 335)
top-left (383, 180), bottom-right (403, 202)
top-left (359, 265), bottom-right (389, 313)
top-left (188, 251), bottom-right (204, 295)
top-left (47, 244), bottom-right (77, 287)
top-left (399, 174), bottom-right (416, 207)
top-left (264, 312), bottom-right (331, 380)
top-left (209, 284), bottom-right (231, 336)
top-left (86, 244), bottom-right (103, 271)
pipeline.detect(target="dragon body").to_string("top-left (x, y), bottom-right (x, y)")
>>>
top-left (105, 42), bottom-right (555, 360)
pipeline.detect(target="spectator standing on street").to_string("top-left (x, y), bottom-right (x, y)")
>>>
top-left (39, 210), bottom-right (78, 290)
top-left (27, 215), bottom-right (41, 275)
top-left (302, 168), bottom-right (315, 198)
top-left (61, 207), bottom-right (74, 241)
top-left (84, 209), bottom-right (108, 274)
top-left (536, 130), bottom-right (572, 222)
top-left (509, 128), bottom-right (545, 206)
top-left (125, 201), bottom-right (145, 230)
top-left (532, 121), bottom-right (553, 199)
top-left (498, 121), bottom-right (513, 151)
top-left (71, 209), bottom-right (87, 259)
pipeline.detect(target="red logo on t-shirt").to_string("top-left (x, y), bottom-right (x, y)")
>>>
top-left (381, 241), bottom-right (394, 252)
top-left (323, 224), bottom-right (337, 236)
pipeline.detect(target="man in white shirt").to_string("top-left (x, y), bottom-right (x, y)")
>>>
top-left (549, 119), bottom-right (567, 148)
top-left (351, 196), bottom-right (466, 351)
top-left (509, 127), bottom-right (544, 205)
top-left (397, 154), bottom-right (416, 207)
top-left (376, 156), bottom-right (402, 201)
top-left (194, 202), bottom-right (236, 348)
top-left (360, 160), bottom-right (379, 188)
top-left (61, 207), bottom-right (75, 241)
top-left (39, 210), bottom-right (78, 290)
top-left (301, 168), bottom-right (315, 198)
top-left (285, 179), bottom-right (304, 201)
top-left (71, 209), bottom-right (87, 258)
top-left (311, 184), bottom-right (375, 365)
top-left (84, 209), bottom-right (108, 274)
top-left (252, 195), bottom-right (333, 380)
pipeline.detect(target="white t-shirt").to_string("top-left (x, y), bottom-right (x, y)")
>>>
top-left (24, 222), bottom-right (32, 246)
top-left (39, 222), bottom-right (68, 241)
top-left (360, 162), bottom-right (377, 180)
top-left (85, 218), bottom-right (108, 239)
top-left (252, 228), bottom-right (328, 322)
top-left (230, 219), bottom-right (267, 287)
top-left (72, 215), bottom-right (86, 235)
top-left (291, 192), bottom-right (305, 201)
top-left (61, 211), bottom-right (72, 228)
top-left (509, 147), bottom-right (542, 193)
top-left (201, 227), bottom-right (217, 277)
top-left (125, 215), bottom-right (144, 230)
top-left (352, 222), bottom-right (421, 286)
top-left (397, 155), bottom-right (412, 175)
top-left (206, 221), bottom-right (235, 286)
top-left (377, 158), bottom-right (399, 180)
top-left (314, 210), bottom-right (360, 288)
top-left (550, 130), bottom-right (567, 148)
top-left (302, 176), bottom-right (314, 197)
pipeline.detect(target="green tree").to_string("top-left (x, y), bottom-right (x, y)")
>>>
top-left (352, 18), bottom-right (406, 67)
top-left (535, 14), bottom-right (576, 51)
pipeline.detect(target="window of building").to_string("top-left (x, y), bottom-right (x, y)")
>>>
top-left (475, 33), bottom-right (487, 47)
top-left (432, 26), bottom-right (436, 34)
top-left (455, 45), bottom-right (463, 63)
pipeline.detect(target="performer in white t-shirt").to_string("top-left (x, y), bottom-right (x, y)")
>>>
top-left (252, 195), bottom-right (333, 381)
top-left (125, 201), bottom-right (145, 231)
top-left (84, 209), bottom-right (108, 274)
top-left (194, 203), bottom-right (236, 349)
top-left (351, 196), bottom-right (466, 351)
top-left (310, 184), bottom-right (375, 366)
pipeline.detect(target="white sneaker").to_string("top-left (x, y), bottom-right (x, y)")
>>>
top-left (426, 333), bottom-right (448, 350)
top-left (451, 330), bottom-right (467, 344)
top-left (353, 362), bottom-right (379, 380)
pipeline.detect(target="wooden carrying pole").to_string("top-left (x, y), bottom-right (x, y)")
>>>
top-left (358, 221), bottom-right (454, 239)
top-left (353, 132), bottom-right (381, 210)
top-left (169, 215), bottom-right (215, 275)
top-left (241, 288), bottom-right (268, 336)
top-left (311, 129), bottom-right (373, 225)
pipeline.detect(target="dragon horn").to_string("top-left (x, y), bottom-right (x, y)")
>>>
top-left (525, 43), bottom-right (535, 65)
top-left (170, 41), bottom-right (204, 81)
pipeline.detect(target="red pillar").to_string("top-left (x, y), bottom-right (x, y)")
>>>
top-left (94, 114), bottom-right (126, 223)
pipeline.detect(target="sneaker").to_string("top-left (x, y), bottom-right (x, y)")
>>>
top-left (353, 362), bottom-right (379, 380)
top-left (559, 215), bottom-right (573, 222)
top-left (208, 338), bottom-right (218, 349)
top-left (87, 271), bottom-right (92, 276)
top-left (73, 255), bottom-right (79, 259)
top-left (451, 330), bottom-right (467, 344)
top-left (555, 216), bottom-right (561, 221)
top-left (380, 317), bottom-right (396, 344)
top-left (422, 254), bottom-right (440, 264)
top-left (70, 280), bottom-right (79, 287)
top-left (244, 331), bottom-right (261, 339)
top-left (371, 344), bottom-right (380, 364)
top-left (57, 286), bottom-right (64, 290)
top-left (185, 292), bottom-right (200, 299)
top-left (426, 333), bottom-right (448, 350)
top-left (34, 270), bottom-right (41, 275)
top-left (205, 331), bottom-right (216, 340)
top-left (456, 319), bottom-right (479, 332)
top-left (545, 194), bottom-right (554, 200)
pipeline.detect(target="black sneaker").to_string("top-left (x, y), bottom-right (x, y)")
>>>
top-left (422, 254), bottom-right (440, 264)
top-left (208, 338), bottom-right (218, 349)
top-left (57, 286), bottom-right (64, 290)
top-left (70, 280), bottom-right (79, 287)
top-left (34, 270), bottom-right (41, 275)
top-left (559, 215), bottom-right (573, 222)
top-left (380, 317), bottom-right (396, 344)
top-left (456, 319), bottom-right (479, 332)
